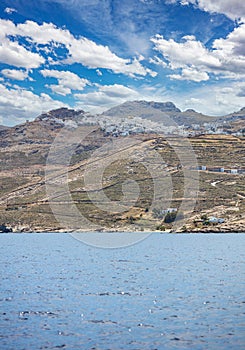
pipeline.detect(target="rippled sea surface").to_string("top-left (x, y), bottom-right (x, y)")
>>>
top-left (0, 233), bottom-right (244, 350)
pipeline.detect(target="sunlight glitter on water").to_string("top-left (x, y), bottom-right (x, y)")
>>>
top-left (0, 233), bottom-right (244, 349)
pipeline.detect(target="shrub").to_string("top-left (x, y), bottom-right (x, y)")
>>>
top-left (152, 208), bottom-right (164, 219)
top-left (164, 212), bottom-right (176, 223)
top-left (156, 225), bottom-right (166, 231)
top-left (128, 216), bottom-right (135, 224)
top-left (164, 211), bottom-right (184, 223)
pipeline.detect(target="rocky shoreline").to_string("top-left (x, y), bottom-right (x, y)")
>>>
top-left (1, 225), bottom-right (244, 234)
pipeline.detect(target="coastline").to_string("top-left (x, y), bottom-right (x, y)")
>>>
top-left (1, 226), bottom-right (244, 234)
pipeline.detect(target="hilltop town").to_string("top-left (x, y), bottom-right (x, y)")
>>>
top-left (36, 101), bottom-right (245, 137)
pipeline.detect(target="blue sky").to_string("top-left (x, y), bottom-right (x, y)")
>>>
top-left (0, 0), bottom-right (245, 126)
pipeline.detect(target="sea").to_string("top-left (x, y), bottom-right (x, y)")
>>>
top-left (0, 232), bottom-right (244, 350)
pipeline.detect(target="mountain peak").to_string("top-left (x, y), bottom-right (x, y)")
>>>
top-left (36, 108), bottom-right (85, 121)
top-left (184, 109), bottom-right (197, 113)
top-left (123, 100), bottom-right (181, 113)
top-left (148, 101), bottom-right (181, 113)
top-left (103, 100), bottom-right (181, 118)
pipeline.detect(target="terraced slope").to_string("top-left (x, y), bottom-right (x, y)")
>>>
top-left (0, 116), bottom-right (244, 233)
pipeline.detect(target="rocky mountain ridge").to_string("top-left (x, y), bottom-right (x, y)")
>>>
top-left (103, 100), bottom-right (245, 127)
top-left (1, 101), bottom-right (244, 131)
top-left (36, 107), bottom-right (87, 122)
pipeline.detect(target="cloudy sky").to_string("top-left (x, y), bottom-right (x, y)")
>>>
top-left (0, 0), bottom-right (245, 126)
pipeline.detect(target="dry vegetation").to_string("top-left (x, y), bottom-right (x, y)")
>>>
top-left (0, 123), bottom-right (244, 232)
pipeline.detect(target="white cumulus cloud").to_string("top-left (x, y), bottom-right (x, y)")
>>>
top-left (0, 38), bottom-right (45, 69)
top-left (74, 84), bottom-right (140, 112)
top-left (0, 19), bottom-right (156, 77)
top-left (0, 83), bottom-right (67, 125)
top-left (1, 69), bottom-right (30, 81)
top-left (180, 80), bottom-right (245, 115)
top-left (151, 34), bottom-right (221, 71)
top-left (41, 69), bottom-right (90, 95)
top-left (169, 67), bottom-right (209, 82)
top-left (169, 0), bottom-right (245, 20)
top-left (4, 7), bottom-right (17, 14)
top-left (151, 23), bottom-right (245, 81)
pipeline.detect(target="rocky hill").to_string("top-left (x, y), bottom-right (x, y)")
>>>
top-left (36, 107), bottom-right (86, 123)
top-left (103, 100), bottom-right (245, 127)
top-left (0, 125), bottom-right (10, 132)
top-left (0, 106), bottom-right (244, 233)
top-left (220, 107), bottom-right (245, 122)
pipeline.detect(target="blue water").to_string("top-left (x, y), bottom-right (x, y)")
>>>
top-left (0, 233), bottom-right (244, 350)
